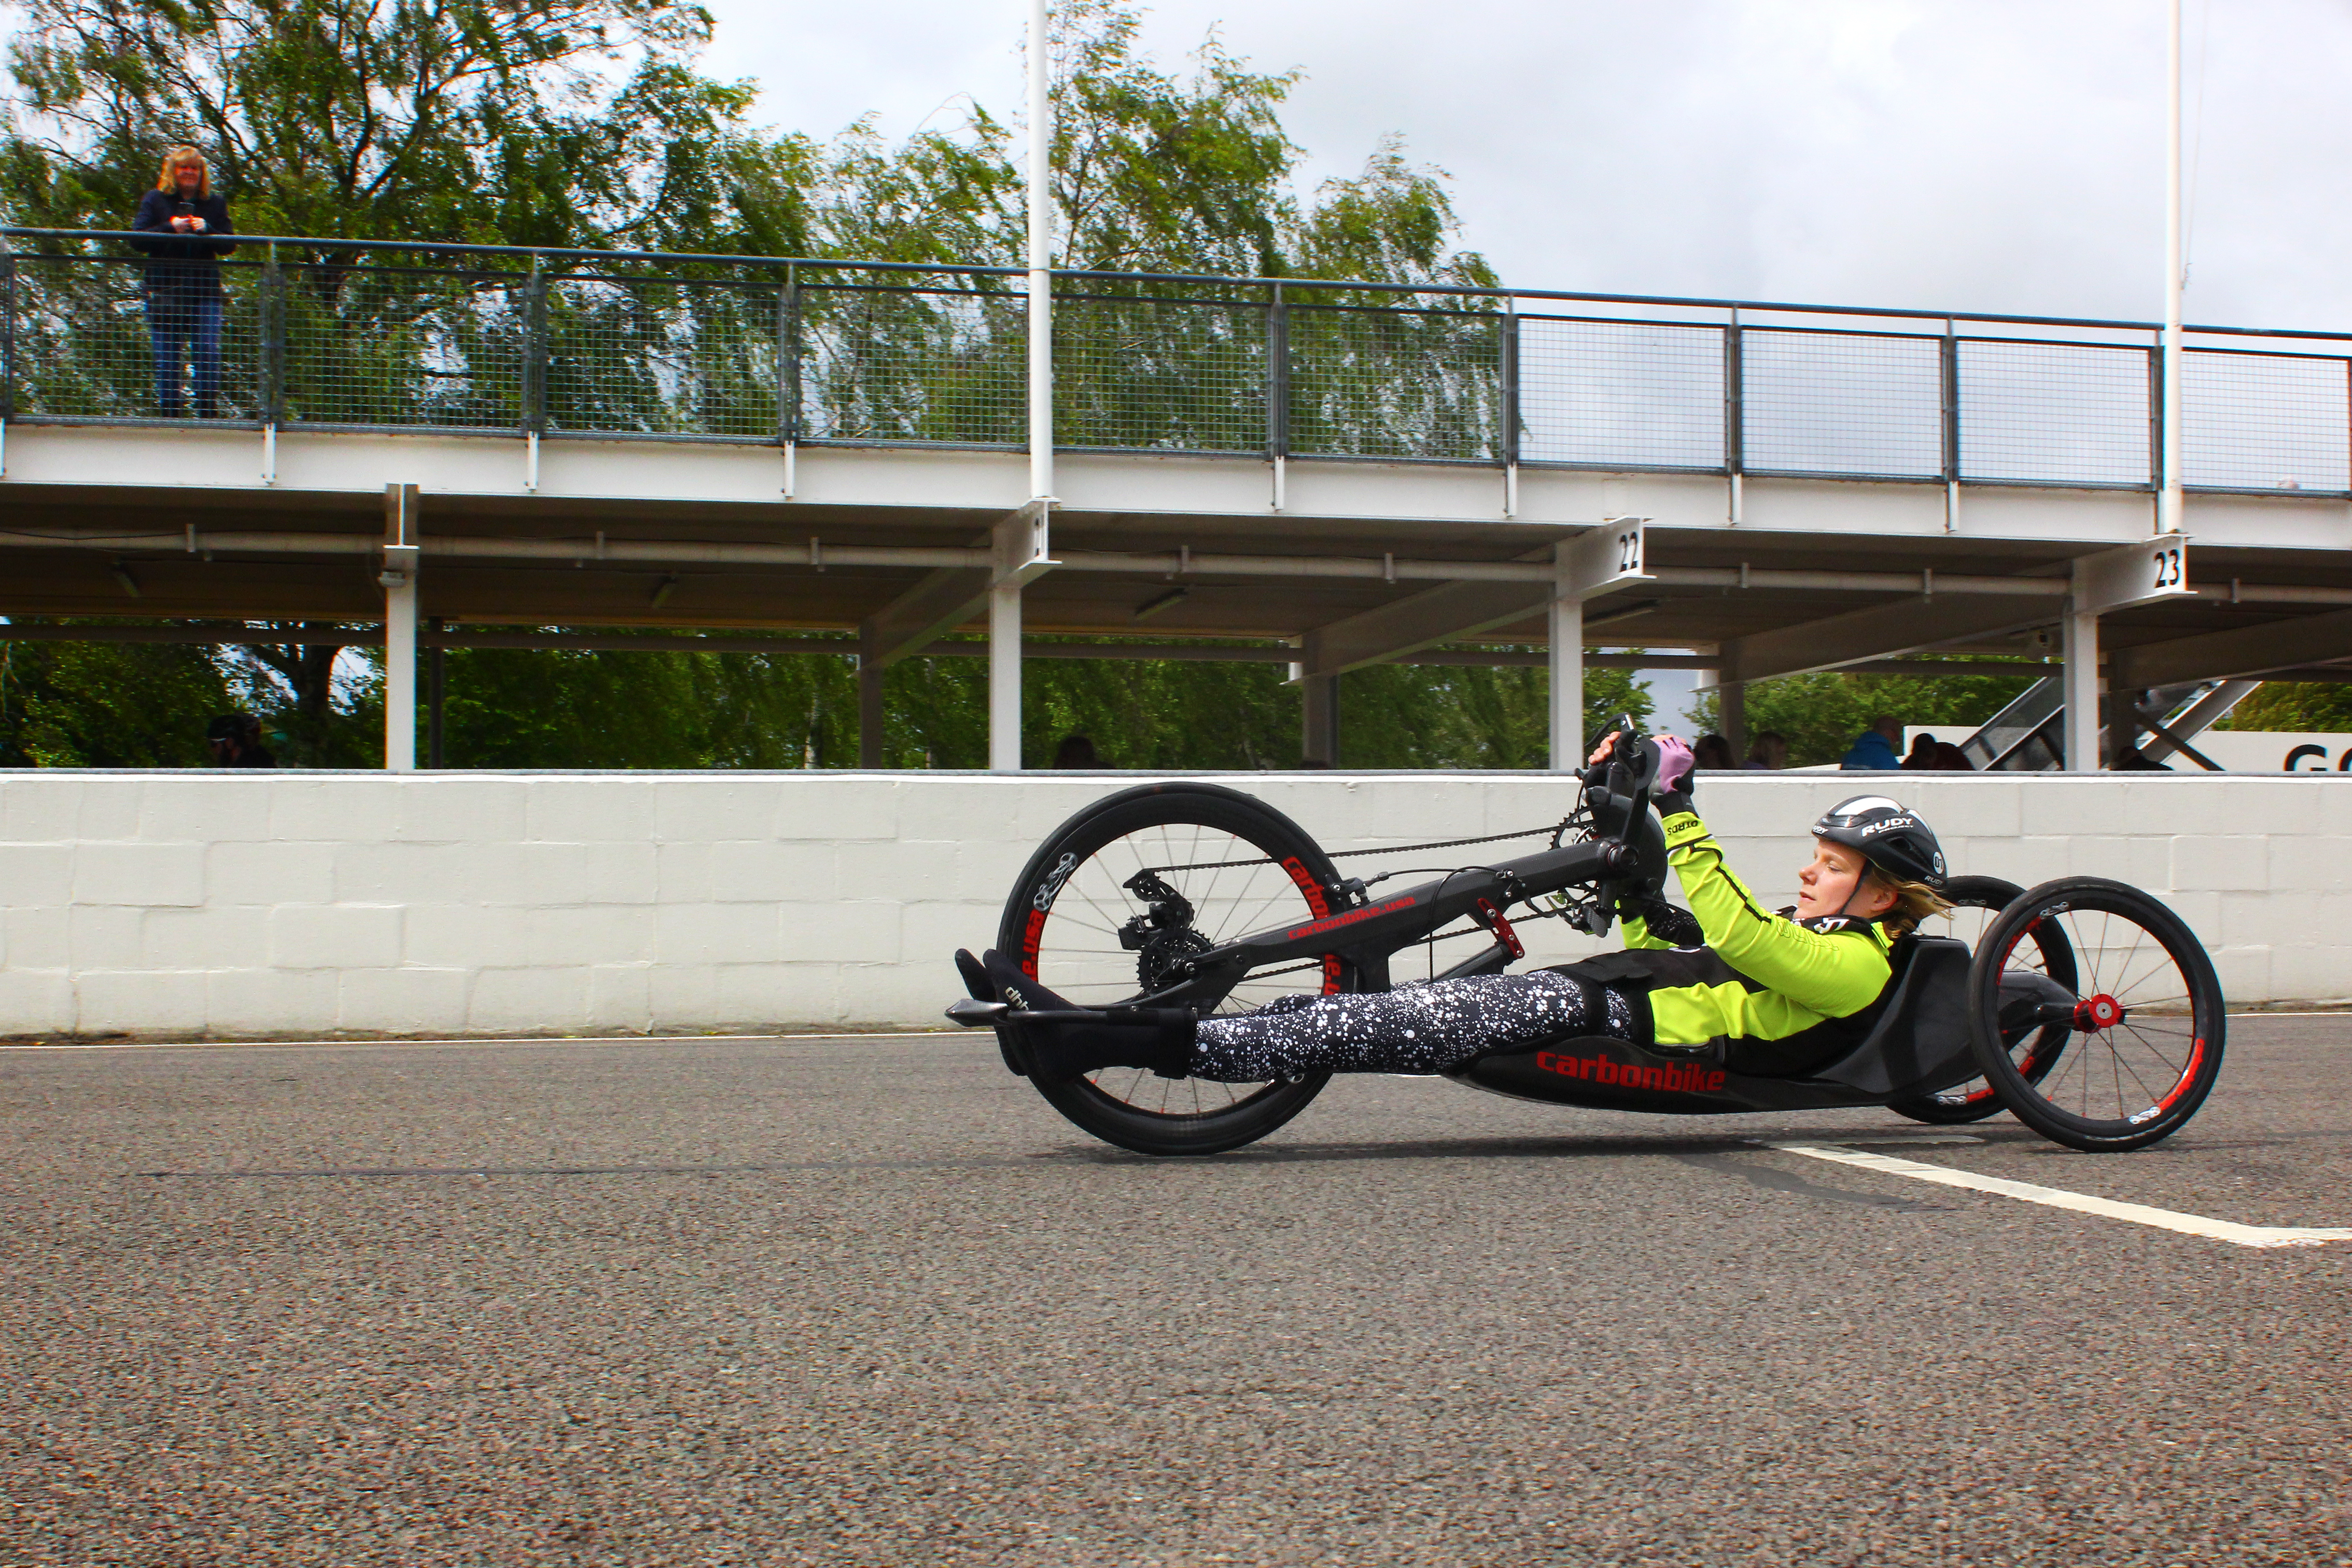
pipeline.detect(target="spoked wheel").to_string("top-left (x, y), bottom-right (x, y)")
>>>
top-left (1967, 877), bottom-right (2226, 1152)
top-left (996, 782), bottom-right (1356, 1156)
top-left (1891, 876), bottom-right (2078, 1125)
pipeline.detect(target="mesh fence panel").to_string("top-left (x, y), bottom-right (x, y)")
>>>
top-left (544, 276), bottom-right (784, 438)
top-left (279, 264), bottom-right (525, 429)
top-left (1742, 328), bottom-right (1942, 478)
top-left (6, 254), bottom-right (266, 420)
top-left (1957, 339), bottom-right (2149, 486)
top-left (1055, 294), bottom-right (1265, 452)
top-left (1286, 302), bottom-right (1501, 460)
top-left (1517, 316), bottom-right (1723, 469)
top-left (2181, 348), bottom-right (2350, 493)
top-left (796, 284), bottom-right (1025, 445)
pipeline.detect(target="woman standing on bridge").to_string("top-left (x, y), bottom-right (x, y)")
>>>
top-left (130, 147), bottom-right (237, 419)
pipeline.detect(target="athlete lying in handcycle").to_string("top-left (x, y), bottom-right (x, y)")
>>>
top-left (960, 732), bottom-right (1951, 1087)
top-left (950, 719), bottom-right (2226, 1155)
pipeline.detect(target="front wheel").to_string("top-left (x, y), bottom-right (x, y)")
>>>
top-left (1967, 877), bottom-right (2225, 1152)
top-left (997, 781), bottom-right (1355, 1156)
top-left (1891, 876), bottom-right (2076, 1124)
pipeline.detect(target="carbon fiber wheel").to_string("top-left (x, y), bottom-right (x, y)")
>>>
top-left (1967, 877), bottom-right (2225, 1152)
top-left (997, 782), bottom-right (1357, 1156)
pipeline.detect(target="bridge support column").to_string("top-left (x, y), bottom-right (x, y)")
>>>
top-left (2062, 603), bottom-right (2101, 772)
top-left (1548, 521), bottom-right (1653, 770)
top-left (381, 484), bottom-right (421, 772)
top-left (857, 632), bottom-right (886, 769)
top-left (989, 500), bottom-right (1056, 773)
top-left (427, 618), bottom-right (447, 768)
top-left (1547, 595), bottom-right (1581, 772)
top-left (1718, 680), bottom-right (1746, 759)
top-left (1301, 671), bottom-right (1339, 766)
top-left (2061, 535), bottom-right (2193, 772)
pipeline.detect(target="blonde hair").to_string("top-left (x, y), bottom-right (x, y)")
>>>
top-left (154, 147), bottom-right (210, 198)
top-left (1869, 871), bottom-right (1952, 939)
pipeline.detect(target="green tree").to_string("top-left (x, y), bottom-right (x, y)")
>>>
top-left (1690, 665), bottom-right (2042, 768)
top-left (0, 635), bottom-right (233, 765)
top-left (2213, 683), bottom-right (2352, 733)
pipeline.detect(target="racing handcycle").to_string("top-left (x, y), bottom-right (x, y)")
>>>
top-left (947, 721), bottom-right (2226, 1158)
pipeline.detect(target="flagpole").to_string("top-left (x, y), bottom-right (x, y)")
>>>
top-left (2159, 0), bottom-right (2183, 538)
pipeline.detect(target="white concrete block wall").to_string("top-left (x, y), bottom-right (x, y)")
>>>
top-left (0, 771), bottom-right (2346, 1037)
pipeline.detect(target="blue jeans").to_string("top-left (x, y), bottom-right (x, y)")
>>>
top-left (147, 291), bottom-right (223, 416)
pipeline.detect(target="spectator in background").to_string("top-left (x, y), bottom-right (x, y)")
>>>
top-left (1840, 715), bottom-right (1903, 771)
top-left (130, 147), bottom-right (237, 418)
top-left (1052, 733), bottom-right (1107, 768)
top-left (205, 713), bottom-right (274, 768)
top-left (1691, 733), bottom-right (1737, 772)
top-left (1903, 732), bottom-right (1976, 772)
top-left (1743, 731), bottom-right (1788, 771)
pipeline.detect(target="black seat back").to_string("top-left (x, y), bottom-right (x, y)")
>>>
top-left (1800, 934), bottom-right (1973, 1098)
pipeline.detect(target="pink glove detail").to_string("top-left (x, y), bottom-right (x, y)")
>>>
top-left (1652, 735), bottom-right (1695, 794)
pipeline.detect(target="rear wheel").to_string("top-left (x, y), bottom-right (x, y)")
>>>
top-left (1967, 877), bottom-right (2225, 1152)
top-left (1891, 876), bottom-right (2076, 1124)
top-left (997, 782), bottom-right (1355, 1156)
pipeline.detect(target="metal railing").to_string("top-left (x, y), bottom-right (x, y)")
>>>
top-left (5, 227), bottom-right (2350, 494)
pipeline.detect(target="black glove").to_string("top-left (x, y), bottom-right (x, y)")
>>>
top-left (1620, 895), bottom-right (1703, 947)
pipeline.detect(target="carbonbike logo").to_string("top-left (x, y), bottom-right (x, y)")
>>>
top-left (1285, 894), bottom-right (1416, 942)
top-left (1032, 852), bottom-right (1079, 913)
top-left (1535, 1050), bottom-right (1726, 1094)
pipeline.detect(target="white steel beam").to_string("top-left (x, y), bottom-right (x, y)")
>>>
top-left (2111, 606), bottom-right (2352, 690)
top-left (381, 483), bottom-right (421, 772)
top-left (1713, 594), bottom-right (2059, 688)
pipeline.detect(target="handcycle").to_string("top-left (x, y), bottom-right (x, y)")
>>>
top-left (947, 719), bottom-right (2227, 1158)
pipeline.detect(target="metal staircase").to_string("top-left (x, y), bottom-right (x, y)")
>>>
top-left (1955, 679), bottom-right (2261, 771)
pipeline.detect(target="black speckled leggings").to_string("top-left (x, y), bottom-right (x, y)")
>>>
top-left (1189, 971), bottom-right (1638, 1083)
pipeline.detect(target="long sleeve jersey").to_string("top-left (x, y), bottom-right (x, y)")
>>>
top-left (1615, 808), bottom-right (1895, 1052)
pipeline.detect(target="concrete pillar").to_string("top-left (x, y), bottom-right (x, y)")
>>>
top-left (426, 618), bottom-right (446, 769)
top-left (1548, 594), bottom-right (1583, 770)
top-left (381, 483), bottom-right (420, 772)
top-left (1719, 680), bottom-right (1747, 759)
top-left (988, 579), bottom-right (1023, 772)
top-left (857, 631), bottom-right (887, 769)
top-left (1301, 673), bottom-right (1340, 766)
top-left (2062, 602), bottom-right (2102, 772)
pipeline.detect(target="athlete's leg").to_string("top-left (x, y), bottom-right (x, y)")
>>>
top-left (1188, 970), bottom-right (1637, 1082)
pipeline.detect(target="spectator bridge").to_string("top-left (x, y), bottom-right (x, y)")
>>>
top-left (4, 228), bottom-right (2349, 769)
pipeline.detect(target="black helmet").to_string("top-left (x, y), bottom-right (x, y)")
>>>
top-left (1812, 795), bottom-right (1946, 887)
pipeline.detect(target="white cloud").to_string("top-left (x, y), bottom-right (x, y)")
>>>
top-left (701, 0), bottom-right (2352, 332)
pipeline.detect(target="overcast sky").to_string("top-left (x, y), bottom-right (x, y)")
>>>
top-left (702, 0), bottom-right (2352, 334)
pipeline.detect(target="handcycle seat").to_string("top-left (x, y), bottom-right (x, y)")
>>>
top-left (1787, 933), bottom-right (1972, 1098)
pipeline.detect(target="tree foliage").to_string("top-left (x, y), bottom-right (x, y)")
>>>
top-left (1690, 665), bottom-right (2042, 768)
top-left (0, 0), bottom-right (1626, 772)
top-left (2211, 682), bottom-right (2352, 733)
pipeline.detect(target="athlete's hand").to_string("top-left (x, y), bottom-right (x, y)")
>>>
top-left (1586, 730), bottom-right (1620, 767)
top-left (1653, 734), bottom-right (1695, 793)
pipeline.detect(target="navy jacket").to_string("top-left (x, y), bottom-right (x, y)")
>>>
top-left (129, 189), bottom-right (238, 299)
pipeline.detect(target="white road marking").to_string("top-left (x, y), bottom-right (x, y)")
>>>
top-left (1765, 1141), bottom-right (2352, 1249)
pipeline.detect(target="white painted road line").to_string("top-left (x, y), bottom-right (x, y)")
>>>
top-left (1765, 1141), bottom-right (2352, 1250)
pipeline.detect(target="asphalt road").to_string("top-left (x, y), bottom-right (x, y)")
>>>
top-left (3, 1019), bottom-right (2347, 1566)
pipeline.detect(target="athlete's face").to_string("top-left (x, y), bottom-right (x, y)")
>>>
top-left (1795, 839), bottom-right (1895, 920)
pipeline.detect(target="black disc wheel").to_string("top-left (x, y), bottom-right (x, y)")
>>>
top-left (1966, 877), bottom-right (2225, 1152)
top-left (997, 781), bottom-right (1356, 1156)
top-left (1891, 876), bottom-right (2077, 1125)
